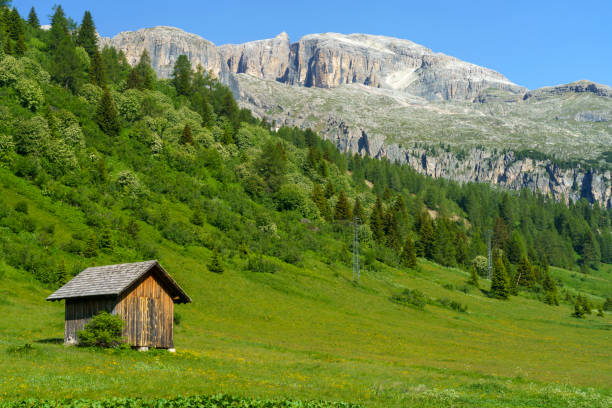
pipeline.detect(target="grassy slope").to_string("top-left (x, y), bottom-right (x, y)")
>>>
top-left (0, 172), bottom-right (610, 407)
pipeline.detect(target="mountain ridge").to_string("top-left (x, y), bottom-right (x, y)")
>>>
top-left (101, 26), bottom-right (612, 208)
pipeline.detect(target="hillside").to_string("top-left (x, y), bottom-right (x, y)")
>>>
top-left (0, 4), bottom-right (611, 407)
top-left (101, 26), bottom-right (612, 207)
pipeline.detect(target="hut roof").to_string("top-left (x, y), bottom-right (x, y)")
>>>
top-left (46, 260), bottom-right (191, 303)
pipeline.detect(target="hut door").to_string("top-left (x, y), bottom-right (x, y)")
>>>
top-left (147, 297), bottom-right (158, 347)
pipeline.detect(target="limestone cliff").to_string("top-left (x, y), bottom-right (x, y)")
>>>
top-left (101, 26), bottom-right (612, 208)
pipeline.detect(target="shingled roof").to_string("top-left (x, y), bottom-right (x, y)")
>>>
top-left (46, 260), bottom-right (191, 303)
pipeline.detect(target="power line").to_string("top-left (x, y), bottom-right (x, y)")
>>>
top-left (353, 217), bottom-right (360, 282)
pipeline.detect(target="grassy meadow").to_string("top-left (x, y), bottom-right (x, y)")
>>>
top-left (1, 235), bottom-right (610, 407)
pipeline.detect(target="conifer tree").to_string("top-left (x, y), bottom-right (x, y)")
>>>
top-left (27, 7), bottom-right (39, 28)
top-left (208, 248), bottom-right (224, 274)
top-left (88, 51), bottom-right (106, 87)
top-left (324, 180), bottom-right (335, 198)
top-left (56, 259), bottom-right (69, 286)
top-left (516, 257), bottom-right (535, 287)
top-left (416, 212), bottom-right (434, 259)
top-left (127, 50), bottom-right (155, 90)
top-left (76, 11), bottom-right (97, 57)
top-left (52, 36), bottom-right (86, 91)
top-left (14, 31), bottom-right (24, 55)
top-left (352, 197), bottom-right (365, 221)
top-left (467, 266), bottom-right (480, 288)
top-left (400, 236), bottom-right (417, 269)
top-left (311, 184), bottom-right (331, 221)
top-left (96, 88), bottom-right (120, 136)
top-left (382, 186), bottom-right (392, 201)
top-left (334, 191), bottom-right (352, 221)
top-left (572, 297), bottom-right (585, 318)
top-left (173, 54), bottom-right (193, 96)
top-left (83, 233), bottom-right (98, 258)
top-left (369, 196), bottom-right (385, 243)
top-left (48, 5), bottom-right (69, 51)
top-left (490, 256), bottom-right (510, 299)
top-left (99, 224), bottom-right (113, 252)
top-left (181, 123), bottom-right (194, 145)
top-left (384, 210), bottom-right (402, 251)
top-left (542, 271), bottom-right (559, 305)
top-left (190, 208), bottom-right (204, 226)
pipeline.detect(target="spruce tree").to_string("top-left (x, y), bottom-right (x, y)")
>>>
top-left (27, 7), bottom-right (39, 28)
top-left (467, 266), bottom-right (480, 288)
top-left (190, 208), bottom-right (204, 226)
top-left (384, 210), bottom-right (402, 251)
top-left (48, 5), bottom-right (69, 51)
top-left (14, 32), bottom-right (25, 55)
top-left (99, 224), bottom-right (113, 253)
top-left (572, 298), bottom-right (585, 318)
top-left (83, 233), bottom-right (98, 258)
top-left (56, 259), bottom-right (69, 286)
top-left (516, 257), bottom-right (535, 287)
top-left (334, 191), bottom-right (352, 221)
top-left (96, 88), bottom-right (120, 136)
top-left (312, 184), bottom-right (331, 221)
top-left (324, 180), bottom-right (335, 198)
top-left (89, 51), bottom-right (106, 87)
top-left (352, 197), bottom-right (365, 221)
top-left (400, 236), bottom-right (417, 269)
top-left (173, 54), bottom-right (193, 96)
top-left (490, 256), bottom-right (510, 299)
top-left (76, 11), bottom-right (98, 57)
top-left (52, 36), bottom-right (86, 91)
top-left (181, 123), bottom-right (194, 145)
top-left (416, 212), bottom-right (435, 259)
top-left (369, 196), bottom-right (385, 243)
top-left (208, 248), bottom-right (224, 274)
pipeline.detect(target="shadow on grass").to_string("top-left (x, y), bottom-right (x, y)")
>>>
top-left (35, 338), bottom-right (63, 344)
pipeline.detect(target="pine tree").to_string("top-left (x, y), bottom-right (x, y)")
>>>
top-left (208, 248), bottom-right (224, 274)
top-left (14, 31), bottom-right (25, 55)
top-left (173, 54), bottom-right (193, 96)
top-left (27, 7), bottom-right (39, 28)
top-left (516, 257), bottom-right (535, 287)
top-left (490, 256), bottom-right (510, 299)
top-left (369, 196), bottom-right (385, 243)
top-left (99, 224), bottom-right (113, 252)
top-left (312, 184), bottom-right (332, 221)
top-left (542, 271), bottom-right (559, 305)
top-left (190, 208), bottom-right (204, 226)
top-left (384, 210), bottom-right (402, 251)
top-left (334, 191), bottom-right (352, 221)
top-left (126, 68), bottom-right (141, 90)
top-left (96, 88), bottom-right (120, 136)
top-left (56, 259), bottom-right (69, 286)
top-left (127, 50), bottom-right (155, 90)
top-left (76, 11), bottom-right (98, 57)
top-left (416, 212), bottom-right (435, 259)
top-left (180, 123), bottom-right (194, 145)
top-left (48, 5), bottom-right (69, 51)
top-left (51, 36), bottom-right (86, 91)
top-left (83, 233), bottom-right (98, 258)
top-left (88, 51), bottom-right (106, 87)
top-left (352, 197), bottom-right (365, 221)
top-left (324, 181), bottom-right (335, 198)
top-left (467, 266), bottom-right (480, 288)
top-left (572, 297), bottom-right (585, 318)
top-left (400, 236), bottom-right (417, 268)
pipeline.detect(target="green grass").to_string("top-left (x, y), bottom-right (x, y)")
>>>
top-left (1, 245), bottom-right (610, 407)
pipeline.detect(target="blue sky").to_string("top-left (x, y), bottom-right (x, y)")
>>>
top-left (13, 0), bottom-right (611, 90)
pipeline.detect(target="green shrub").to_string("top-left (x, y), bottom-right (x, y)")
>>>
top-left (247, 254), bottom-right (278, 273)
top-left (391, 288), bottom-right (428, 309)
top-left (77, 311), bottom-right (125, 348)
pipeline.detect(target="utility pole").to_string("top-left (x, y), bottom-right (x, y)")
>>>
top-left (353, 217), bottom-right (360, 283)
top-left (486, 229), bottom-right (492, 280)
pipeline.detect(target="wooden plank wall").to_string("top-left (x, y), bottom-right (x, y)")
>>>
top-left (115, 273), bottom-right (174, 348)
top-left (64, 297), bottom-right (115, 344)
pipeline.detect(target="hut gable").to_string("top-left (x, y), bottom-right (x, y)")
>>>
top-left (46, 260), bottom-right (190, 348)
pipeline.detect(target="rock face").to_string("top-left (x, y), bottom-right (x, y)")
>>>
top-left (101, 26), bottom-right (612, 208)
top-left (103, 27), bottom-right (525, 101)
top-left (524, 80), bottom-right (612, 100)
top-left (101, 26), bottom-right (228, 81)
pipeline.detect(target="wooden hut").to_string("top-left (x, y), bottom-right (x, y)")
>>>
top-left (47, 260), bottom-right (191, 350)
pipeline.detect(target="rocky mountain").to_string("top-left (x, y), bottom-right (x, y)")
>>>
top-left (101, 26), bottom-right (612, 208)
